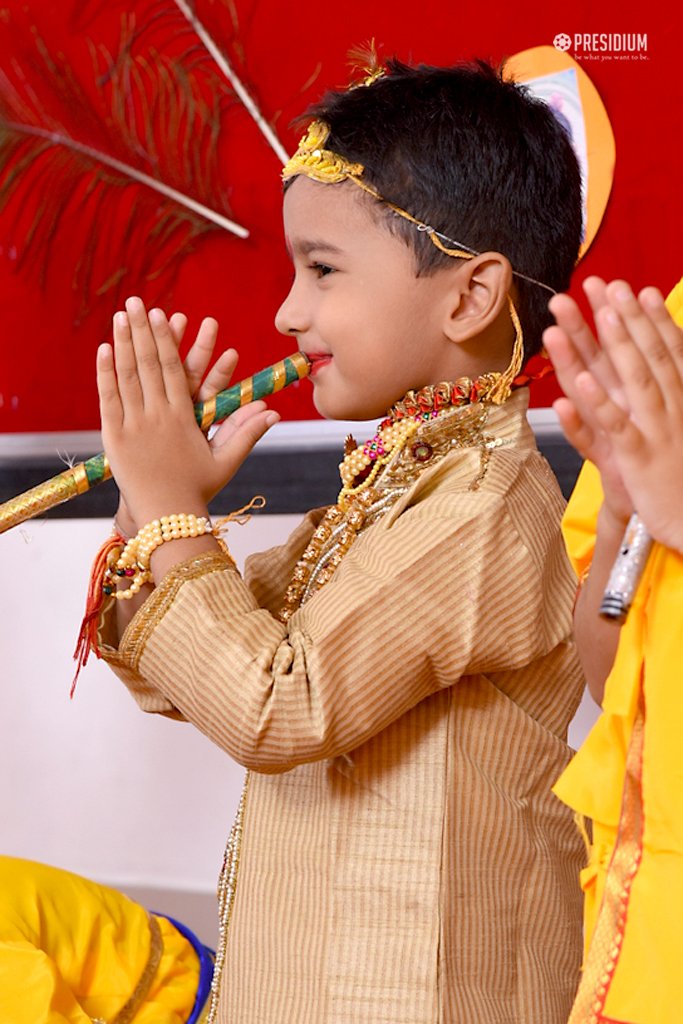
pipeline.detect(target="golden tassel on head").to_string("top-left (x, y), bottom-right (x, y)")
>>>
top-left (281, 40), bottom-right (385, 184)
top-left (346, 39), bottom-right (386, 87)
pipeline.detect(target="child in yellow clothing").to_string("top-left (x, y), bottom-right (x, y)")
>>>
top-left (0, 855), bottom-right (213, 1023)
top-left (544, 277), bottom-right (683, 1023)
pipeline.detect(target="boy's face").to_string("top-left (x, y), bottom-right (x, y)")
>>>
top-left (276, 178), bottom-right (458, 420)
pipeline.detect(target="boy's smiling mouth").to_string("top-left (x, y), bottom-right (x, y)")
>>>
top-left (306, 352), bottom-right (333, 375)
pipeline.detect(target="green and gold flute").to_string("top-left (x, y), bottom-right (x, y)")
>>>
top-left (0, 352), bottom-right (310, 535)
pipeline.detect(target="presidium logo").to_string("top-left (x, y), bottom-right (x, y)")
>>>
top-left (553, 32), bottom-right (649, 60)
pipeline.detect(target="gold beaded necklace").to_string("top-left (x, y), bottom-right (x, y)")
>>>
top-left (279, 375), bottom-right (504, 622)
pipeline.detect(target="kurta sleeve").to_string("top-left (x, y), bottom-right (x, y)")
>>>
top-left (100, 448), bottom-right (573, 774)
top-left (243, 506), bottom-right (330, 615)
top-left (96, 507), bottom-right (327, 717)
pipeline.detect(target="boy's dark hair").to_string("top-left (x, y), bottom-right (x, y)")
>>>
top-left (305, 58), bottom-right (583, 359)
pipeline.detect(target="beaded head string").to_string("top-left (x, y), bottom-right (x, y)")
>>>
top-left (282, 119), bottom-right (557, 405)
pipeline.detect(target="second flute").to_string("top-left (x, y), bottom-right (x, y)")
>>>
top-left (0, 351), bottom-right (310, 535)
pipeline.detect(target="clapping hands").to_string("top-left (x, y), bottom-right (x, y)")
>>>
top-left (544, 277), bottom-right (683, 554)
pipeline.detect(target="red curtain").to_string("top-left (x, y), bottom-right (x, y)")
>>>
top-left (0, 0), bottom-right (680, 431)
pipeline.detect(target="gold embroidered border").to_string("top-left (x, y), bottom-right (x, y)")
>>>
top-left (206, 772), bottom-right (251, 1023)
top-left (92, 913), bottom-right (163, 1024)
top-left (567, 699), bottom-right (645, 1024)
top-left (119, 550), bottom-right (237, 673)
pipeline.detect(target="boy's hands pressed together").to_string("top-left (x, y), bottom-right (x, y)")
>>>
top-left (111, 306), bottom-right (189, 540)
top-left (98, 296), bottom-right (279, 555)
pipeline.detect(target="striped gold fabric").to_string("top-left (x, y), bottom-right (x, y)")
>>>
top-left (102, 392), bottom-right (585, 1022)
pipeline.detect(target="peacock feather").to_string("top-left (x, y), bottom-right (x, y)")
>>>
top-left (0, 2), bottom-right (286, 317)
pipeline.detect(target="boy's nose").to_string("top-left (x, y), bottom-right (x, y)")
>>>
top-left (274, 282), bottom-right (306, 337)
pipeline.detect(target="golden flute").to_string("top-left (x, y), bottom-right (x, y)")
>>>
top-left (0, 352), bottom-right (310, 535)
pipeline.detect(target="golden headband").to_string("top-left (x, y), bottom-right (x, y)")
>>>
top-left (282, 121), bottom-right (555, 294)
top-left (282, 120), bottom-right (558, 403)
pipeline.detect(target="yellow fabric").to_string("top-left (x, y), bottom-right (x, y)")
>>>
top-left (553, 278), bottom-right (683, 1021)
top-left (100, 392), bottom-right (586, 1024)
top-left (0, 856), bottom-right (202, 1024)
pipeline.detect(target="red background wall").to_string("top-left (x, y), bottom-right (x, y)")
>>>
top-left (0, 0), bottom-right (680, 432)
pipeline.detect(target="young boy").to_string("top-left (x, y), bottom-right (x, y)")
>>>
top-left (545, 277), bottom-right (683, 1023)
top-left (93, 60), bottom-right (585, 1022)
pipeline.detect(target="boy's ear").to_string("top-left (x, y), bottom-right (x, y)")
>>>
top-left (441, 251), bottom-right (513, 342)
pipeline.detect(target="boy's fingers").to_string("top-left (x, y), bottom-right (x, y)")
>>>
top-left (112, 310), bottom-right (144, 408)
top-left (96, 343), bottom-right (123, 426)
top-left (147, 307), bottom-right (191, 406)
top-left (169, 312), bottom-right (188, 348)
top-left (210, 401), bottom-right (268, 442)
top-left (212, 409), bottom-right (280, 467)
top-left (183, 318), bottom-right (221, 398)
top-left (124, 297), bottom-right (167, 405)
top-left (198, 348), bottom-right (239, 402)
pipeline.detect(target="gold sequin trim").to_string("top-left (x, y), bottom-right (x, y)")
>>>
top-left (92, 913), bottom-right (163, 1024)
top-left (382, 403), bottom-right (491, 488)
top-left (566, 701), bottom-right (645, 1024)
top-left (118, 550), bottom-right (237, 673)
top-left (207, 772), bottom-right (250, 1023)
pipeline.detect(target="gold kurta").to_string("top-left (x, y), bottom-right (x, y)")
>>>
top-left (100, 391), bottom-right (585, 1023)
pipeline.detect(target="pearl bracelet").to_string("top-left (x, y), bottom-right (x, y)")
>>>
top-left (103, 513), bottom-right (215, 600)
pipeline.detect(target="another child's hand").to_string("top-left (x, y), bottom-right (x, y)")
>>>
top-left (544, 277), bottom-right (633, 526)
top-left (562, 282), bottom-right (683, 552)
top-left (98, 297), bottom-right (279, 529)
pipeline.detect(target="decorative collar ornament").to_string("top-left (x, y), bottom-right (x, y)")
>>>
top-left (337, 374), bottom-right (506, 509)
top-left (279, 378), bottom-right (508, 621)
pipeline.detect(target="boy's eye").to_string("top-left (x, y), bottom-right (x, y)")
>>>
top-left (311, 263), bottom-right (335, 278)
